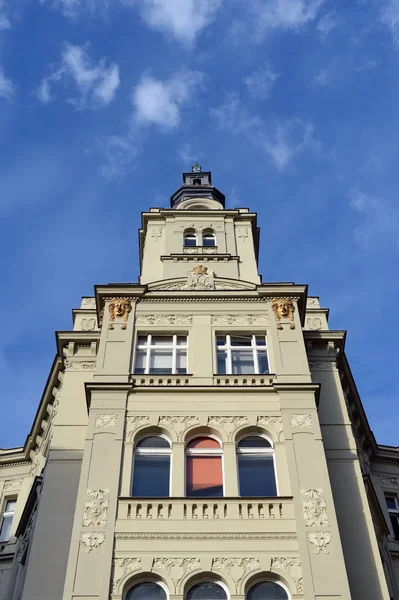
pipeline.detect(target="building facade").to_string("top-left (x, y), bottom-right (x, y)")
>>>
top-left (0, 166), bottom-right (398, 600)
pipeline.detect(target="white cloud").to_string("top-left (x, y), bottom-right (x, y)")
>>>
top-left (254, 0), bottom-right (325, 37)
top-left (121, 0), bottom-right (222, 45)
top-left (211, 93), bottom-right (315, 170)
top-left (133, 70), bottom-right (203, 129)
top-left (313, 66), bottom-right (332, 86)
top-left (36, 43), bottom-right (120, 109)
top-left (39, 0), bottom-right (110, 18)
top-left (380, 0), bottom-right (399, 43)
top-left (348, 187), bottom-right (399, 245)
top-left (177, 142), bottom-right (200, 165)
top-left (316, 10), bottom-right (337, 38)
top-left (0, 67), bottom-right (14, 100)
top-left (0, 0), bottom-right (10, 30)
top-left (244, 65), bottom-right (279, 99)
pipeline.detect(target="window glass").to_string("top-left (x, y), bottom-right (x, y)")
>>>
top-left (215, 335), bottom-right (269, 375)
top-left (386, 497), bottom-right (397, 510)
top-left (184, 233), bottom-right (197, 247)
top-left (231, 335), bottom-right (252, 346)
top-left (151, 336), bottom-right (174, 346)
top-left (203, 233), bottom-right (216, 247)
top-left (238, 455), bottom-right (277, 496)
top-left (246, 581), bottom-right (288, 600)
top-left (149, 350), bottom-right (173, 374)
top-left (217, 352), bottom-right (227, 374)
top-left (238, 437), bottom-right (271, 449)
top-left (134, 335), bottom-right (188, 375)
top-left (258, 353), bottom-right (269, 374)
top-left (187, 582), bottom-right (227, 600)
top-left (134, 350), bottom-right (147, 374)
top-left (231, 350), bottom-right (254, 374)
top-left (126, 582), bottom-right (167, 600)
top-left (132, 455), bottom-right (170, 497)
top-left (0, 500), bottom-right (16, 543)
top-left (136, 437), bottom-right (170, 449)
top-left (390, 515), bottom-right (399, 539)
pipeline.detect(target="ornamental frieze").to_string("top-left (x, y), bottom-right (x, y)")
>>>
top-left (153, 557), bottom-right (201, 588)
top-left (208, 416), bottom-right (248, 440)
top-left (290, 414), bottom-right (312, 430)
top-left (211, 314), bottom-right (269, 326)
top-left (135, 314), bottom-right (193, 325)
top-left (257, 416), bottom-right (284, 441)
top-left (126, 416), bottom-right (150, 440)
top-left (212, 557), bottom-right (260, 591)
top-left (112, 558), bottom-right (142, 594)
top-left (271, 557), bottom-right (303, 595)
top-left (65, 360), bottom-right (96, 371)
top-left (158, 416), bottom-right (199, 440)
top-left (95, 414), bottom-right (117, 430)
top-left (3, 479), bottom-right (23, 491)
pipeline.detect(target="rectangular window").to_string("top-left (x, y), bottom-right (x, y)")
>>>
top-left (132, 455), bottom-right (170, 497)
top-left (0, 499), bottom-right (16, 542)
top-left (216, 334), bottom-right (269, 375)
top-left (134, 335), bottom-right (188, 375)
top-left (386, 495), bottom-right (399, 539)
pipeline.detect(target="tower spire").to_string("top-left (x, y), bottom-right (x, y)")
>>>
top-left (170, 166), bottom-right (225, 210)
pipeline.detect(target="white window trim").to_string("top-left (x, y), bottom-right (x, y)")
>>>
top-left (132, 436), bottom-right (172, 497)
top-left (216, 334), bottom-right (268, 375)
top-left (135, 334), bottom-right (188, 375)
top-left (184, 232), bottom-right (198, 247)
top-left (0, 498), bottom-right (16, 542)
top-left (202, 231), bottom-right (217, 246)
top-left (236, 435), bottom-right (279, 497)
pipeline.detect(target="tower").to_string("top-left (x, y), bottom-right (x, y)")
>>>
top-left (0, 167), bottom-right (398, 600)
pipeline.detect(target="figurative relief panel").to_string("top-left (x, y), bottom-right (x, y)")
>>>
top-left (271, 299), bottom-right (295, 330)
top-left (82, 489), bottom-right (110, 528)
top-left (301, 489), bottom-right (329, 527)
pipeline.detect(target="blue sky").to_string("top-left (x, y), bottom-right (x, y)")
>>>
top-left (1, 0), bottom-right (399, 448)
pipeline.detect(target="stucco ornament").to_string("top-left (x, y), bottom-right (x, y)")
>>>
top-left (81, 318), bottom-right (96, 331)
top-left (271, 557), bottom-right (303, 595)
top-left (272, 298), bottom-right (295, 330)
top-left (82, 489), bottom-right (110, 527)
top-left (308, 361), bottom-right (337, 371)
top-left (108, 298), bottom-right (132, 330)
top-left (126, 416), bottom-right (150, 440)
top-left (301, 489), bottom-right (329, 527)
top-left (65, 360), bottom-right (96, 371)
top-left (290, 414), bottom-right (312, 430)
top-left (211, 314), bottom-right (269, 325)
top-left (305, 317), bottom-right (322, 331)
top-left (150, 227), bottom-right (162, 242)
top-left (4, 479), bottom-right (23, 491)
top-left (95, 414), bottom-right (117, 430)
top-left (257, 416), bottom-right (284, 441)
top-left (208, 416), bottom-right (248, 440)
top-left (379, 476), bottom-right (399, 488)
top-left (186, 265), bottom-right (215, 290)
top-left (80, 532), bottom-right (105, 553)
top-left (81, 297), bottom-right (96, 308)
top-left (212, 557), bottom-right (260, 591)
top-left (153, 557), bottom-right (201, 588)
top-left (112, 558), bottom-right (142, 593)
top-left (158, 416), bottom-right (199, 440)
top-left (307, 531), bottom-right (332, 554)
top-left (135, 314), bottom-right (193, 325)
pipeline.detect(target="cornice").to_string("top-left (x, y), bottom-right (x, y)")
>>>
top-left (114, 532), bottom-right (297, 540)
top-left (56, 330), bottom-right (100, 357)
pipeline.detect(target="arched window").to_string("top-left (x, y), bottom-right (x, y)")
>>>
top-left (186, 437), bottom-right (223, 497)
top-left (246, 581), bottom-right (288, 600)
top-left (186, 581), bottom-right (227, 600)
top-left (237, 436), bottom-right (277, 497)
top-left (202, 230), bottom-right (216, 247)
top-left (132, 436), bottom-right (171, 497)
top-left (184, 230), bottom-right (198, 247)
top-left (126, 582), bottom-right (167, 600)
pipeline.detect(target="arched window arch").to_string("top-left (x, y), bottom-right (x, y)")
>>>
top-left (132, 436), bottom-right (171, 497)
top-left (186, 581), bottom-right (227, 600)
top-left (125, 581), bottom-right (168, 600)
top-left (184, 229), bottom-right (198, 247)
top-left (236, 435), bottom-right (277, 497)
top-left (186, 437), bottom-right (223, 497)
top-left (246, 581), bottom-right (289, 600)
top-left (202, 230), bottom-right (216, 247)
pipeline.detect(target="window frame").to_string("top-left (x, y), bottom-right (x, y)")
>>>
top-left (184, 231), bottom-right (198, 247)
top-left (185, 579), bottom-right (230, 600)
top-left (386, 494), bottom-right (399, 540)
top-left (236, 434), bottom-right (279, 497)
top-left (131, 434), bottom-right (172, 498)
top-left (215, 334), bottom-right (269, 375)
top-left (0, 497), bottom-right (17, 543)
top-left (134, 334), bottom-right (188, 375)
top-left (185, 435), bottom-right (225, 498)
top-left (245, 579), bottom-right (290, 600)
top-left (202, 231), bottom-right (217, 247)
top-left (124, 579), bottom-right (169, 600)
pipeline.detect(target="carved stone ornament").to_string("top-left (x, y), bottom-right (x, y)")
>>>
top-left (272, 298), bottom-right (295, 330)
top-left (126, 416), bottom-right (150, 440)
top-left (305, 317), bottom-right (322, 331)
top-left (308, 361), bottom-right (337, 371)
top-left (108, 298), bottom-right (132, 330)
top-left (81, 297), bottom-right (96, 309)
top-left (112, 558), bottom-right (142, 593)
top-left (150, 227), bottom-right (162, 242)
top-left (257, 416), bottom-right (284, 441)
top-left (95, 414), bottom-right (117, 430)
top-left (307, 531), bottom-right (332, 554)
top-left (211, 314), bottom-right (269, 326)
top-left (80, 532), bottom-right (106, 553)
top-left (271, 557), bottom-right (303, 595)
top-left (4, 479), bottom-right (23, 491)
top-left (135, 314), bottom-right (193, 326)
top-left (158, 416), bottom-right (199, 440)
top-left (307, 297), bottom-right (320, 307)
top-left (183, 246), bottom-right (217, 255)
top-left (301, 489), bottom-right (329, 527)
top-left (212, 557), bottom-right (260, 591)
top-left (208, 416), bottom-right (248, 440)
top-left (153, 557), bottom-right (201, 588)
top-left (290, 414), bottom-right (312, 430)
top-left (81, 318), bottom-right (96, 331)
top-left (379, 476), bottom-right (399, 488)
top-left (82, 489), bottom-right (110, 527)
top-left (237, 227), bottom-right (249, 242)
top-left (65, 360), bottom-right (96, 371)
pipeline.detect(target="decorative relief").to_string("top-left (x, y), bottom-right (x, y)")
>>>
top-left (3, 479), bottom-right (23, 491)
top-left (80, 532), bottom-right (106, 553)
top-left (211, 314), bottom-right (269, 326)
top-left (81, 297), bottom-right (96, 308)
top-left (307, 531), bottom-right (332, 554)
top-left (208, 416), bottom-right (248, 440)
top-left (17, 503), bottom-right (38, 564)
top-left (82, 489), bottom-right (110, 527)
top-left (115, 532), bottom-right (297, 540)
top-left (108, 298), bottom-right (132, 330)
top-left (153, 557), bottom-right (201, 587)
top-left (158, 416), bottom-right (199, 440)
top-left (95, 414), bottom-right (117, 430)
top-left (183, 247), bottom-right (217, 254)
top-left (29, 452), bottom-right (42, 477)
top-left (290, 414), bottom-right (312, 430)
top-left (301, 489), bottom-right (329, 527)
top-left (135, 314), bottom-right (193, 326)
top-left (150, 227), bottom-right (162, 242)
top-left (257, 416), bottom-right (284, 441)
top-left (81, 318), bottom-right (96, 331)
top-left (212, 557), bottom-right (260, 590)
top-left (307, 298), bottom-right (320, 307)
top-left (379, 476), bottom-right (399, 488)
top-left (237, 227), bottom-right (249, 242)
top-left (272, 299), bottom-right (295, 330)
top-left (308, 361), bottom-right (337, 371)
top-left (112, 558), bottom-right (142, 593)
top-left (271, 557), bottom-right (303, 595)
top-left (305, 317), bottom-right (322, 331)
top-left (65, 360), bottom-right (96, 371)
top-left (126, 416), bottom-right (150, 440)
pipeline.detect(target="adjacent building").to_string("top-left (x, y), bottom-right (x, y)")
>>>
top-left (0, 166), bottom-right (398, 600)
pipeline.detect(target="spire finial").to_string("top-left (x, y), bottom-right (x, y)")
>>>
top-left (192, 161), bottom-right (202, 173)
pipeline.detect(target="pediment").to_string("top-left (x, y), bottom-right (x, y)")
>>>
top-left (148, 276), bottom-right (256, 292)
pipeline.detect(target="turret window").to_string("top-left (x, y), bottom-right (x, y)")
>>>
top-left (0, 498), bottom-right (16, 542)
top-left (184, 230), bottom-right (198, 247)
top-left (134, 335), bottom-right (188, 375)
top-left (237, 436), bottom-right (277, 497)
top-left (202, 230), bottom-right (216, 247)
top-left (216, 335), bottom-right (269, 375)
top-left (132, 436), bottom-right (171, 497)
